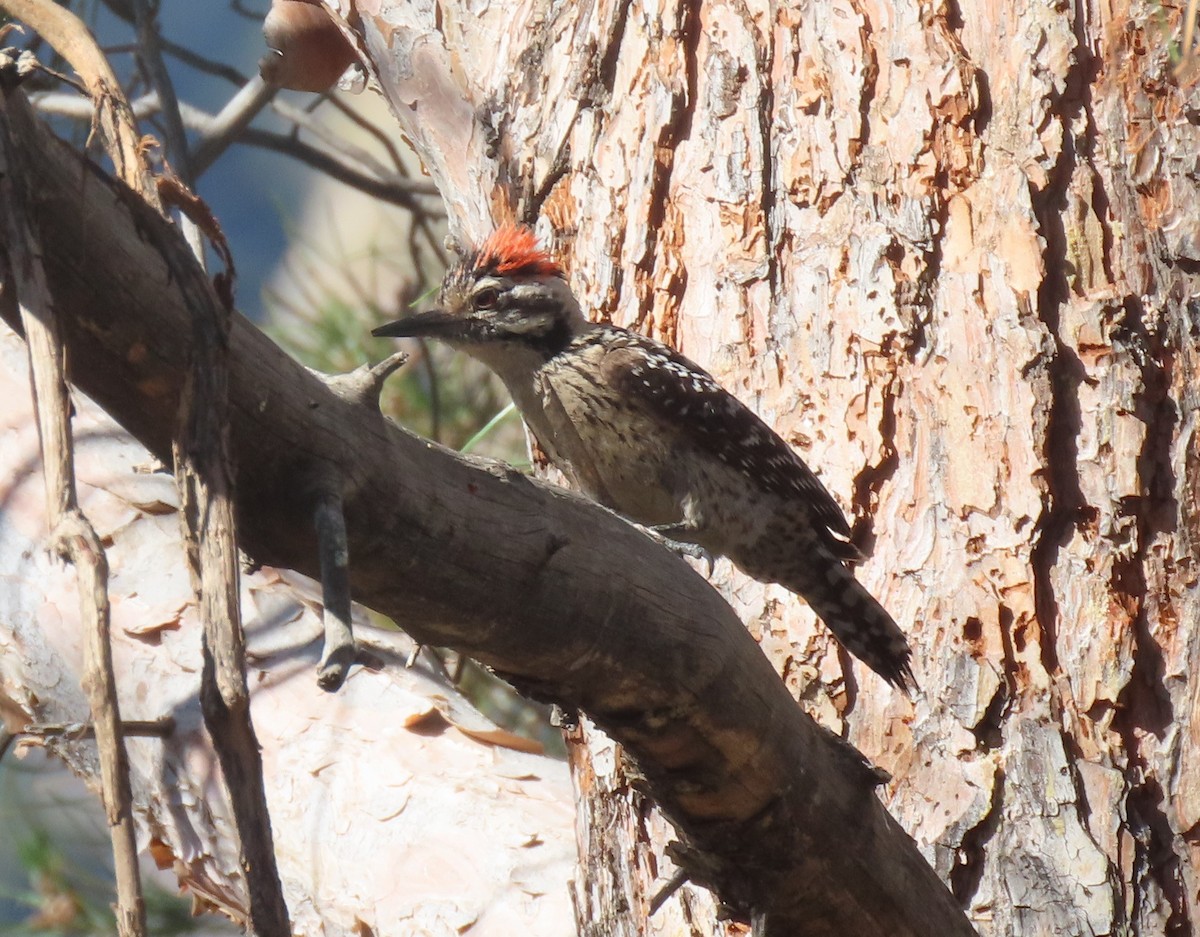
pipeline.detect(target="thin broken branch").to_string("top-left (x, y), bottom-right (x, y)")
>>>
top-left (313, 487), bottom-right (355, 689)
top-left (309, 354), bottom-right (408, 689)
top-left (163, 156), bottom-right (291, 937)
top-left (129, 0), bottom-right (204, 259)
top-left (189, 74), bottom-right (276, 176)
top-left (0, 81), bottom-right (145, 937)
top-left (130, 0), bottom-right (191, 184)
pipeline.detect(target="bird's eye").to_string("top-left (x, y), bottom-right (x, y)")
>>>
top-left (473, 287), bottom-right (500, 310)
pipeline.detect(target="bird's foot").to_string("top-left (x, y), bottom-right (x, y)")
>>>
top-left (644, 524), bottom-right (715, 577)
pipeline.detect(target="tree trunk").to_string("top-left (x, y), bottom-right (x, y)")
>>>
top-left (354, 0), bottom-right (1200, 934)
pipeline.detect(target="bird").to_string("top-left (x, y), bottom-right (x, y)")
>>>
top-left (373, 225), bottom-right (915, 691)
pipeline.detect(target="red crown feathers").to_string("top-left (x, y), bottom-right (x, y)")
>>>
top-left (471, 225), bottom-right (563, 279)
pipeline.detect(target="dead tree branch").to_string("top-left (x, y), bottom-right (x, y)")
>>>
top-left (129, 0), bottom-right (192, 184)
top-left (0, 7), bottom-right (291, 925)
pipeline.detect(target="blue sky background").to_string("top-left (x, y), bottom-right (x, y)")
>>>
top-left (89, 1), bottom-right (319, 322)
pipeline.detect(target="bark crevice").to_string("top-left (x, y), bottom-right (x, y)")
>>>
top-left (752, 3), bottom-right (779, 302)
top-left (1029, 115), bottom-right (1090, 678)
top-left (1125, 776), bottom-right (1192, 936)
top-left (633, 1), bottom-right (699, 336)
top-left (849, 354), bottom-right (900, 560)
top-left (847, 0), bottom-right (876, 162)
top-left (949, 768), bottom-right (1005, 905)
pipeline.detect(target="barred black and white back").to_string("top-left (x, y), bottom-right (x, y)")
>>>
top-left (541, 324), bottom-right (915, 691)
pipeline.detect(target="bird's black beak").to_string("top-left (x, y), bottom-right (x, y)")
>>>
top-left (372, 309), bottom-right (464, 340)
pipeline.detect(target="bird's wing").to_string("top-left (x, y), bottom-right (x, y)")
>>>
top-left (597, 329), bottom-right (855, 544)
top-left (537, 371), bottom-right (621, 508)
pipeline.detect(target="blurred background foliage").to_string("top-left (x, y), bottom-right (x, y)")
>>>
top-left (0, 750), bottom-right (237, 935)
top-left (265, 221), bottom-right (525, 458)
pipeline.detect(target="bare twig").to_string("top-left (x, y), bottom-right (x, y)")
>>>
top-left (239, 122), bottom-right (440, 209)
top-left (30, 84), bottom-right (264, 172)
top-left (231, 1), bottom-right (268, 22)
top-left (0, 718), bottom-right (176, 762)
top-left (649, 869), bottom-right (690, 915)
top-left (318, 350), bottom-right (409, 407)
top-left (31, 87), bottom-right (445, 209)
top-left (160, 37), bottom-right (248, 86)
top-left (94, 0), bottom-right (136, 22)
top-left (325, 92), bottom-right (407, 173)
top-left (95, 0), bottom-right (250, 86)
top-left (0, 0), bottom-right (160, 209)
top-left (129, 0), bottom-right (190, 183)
top-left (128, 0), bottom-right (207, 262)
top-left (159, 172), bottom-right (290, 935)
top-left (272, 95), bottom-right (395, 184)
top-left (189, 73), bottom-right (276, 175)
top-left (25, 718), bottom-right (176, 741)
top-left (0, 83), bottom-right (146, 937)
top-left (407, 196), bottom-right (450, 279)
top-left (313, 486), bottom-right (356, 689)
top-left (30, 89), bottom-right (148, 117)
top-left (417, 338), bottom-right (443, 442)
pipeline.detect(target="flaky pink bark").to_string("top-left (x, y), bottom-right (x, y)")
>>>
top-left (348, 1), bottom-right (1200, 933)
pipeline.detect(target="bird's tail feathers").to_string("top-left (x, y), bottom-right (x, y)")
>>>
top-left (789, 563), bottom-right (916, 693)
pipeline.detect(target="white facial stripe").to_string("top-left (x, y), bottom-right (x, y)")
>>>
top-left (503, 313), bottom-right (556, 334)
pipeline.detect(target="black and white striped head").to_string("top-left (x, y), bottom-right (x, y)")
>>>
top-left (373, 226), bottom-right (586, 358)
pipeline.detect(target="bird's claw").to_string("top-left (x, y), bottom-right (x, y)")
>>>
top-left (645, 525), bottom-right (715, 577)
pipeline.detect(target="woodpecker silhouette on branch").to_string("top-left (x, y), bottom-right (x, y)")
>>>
top-left (374, 226), bottom-right (915, 691)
